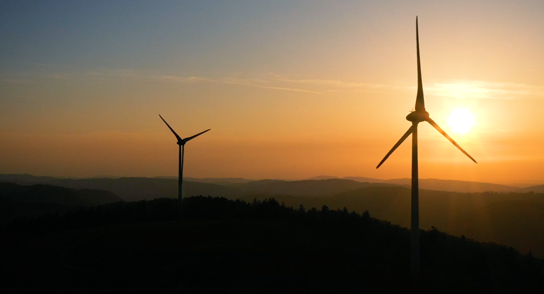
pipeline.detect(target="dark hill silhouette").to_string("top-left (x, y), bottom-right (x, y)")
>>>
top-left (0, 173), bottom-right (63, 185)
top-left (0, 182), bottom-right (121, 223)
top-left (237, 185), bottom-right (411, 224)
top-left (235, 178), bottom-right (393, 196)
top-left (47, 177), bottom-right (241, 202)
top-left (343, 176), bottom-right (386, 183)
top-left (0, 182), bottom-right (121, 206)
top-left (519, 184), bottom-right (544, 193)
top-left (184, 177), bottom-right (252, 184)
top-left (237, 186), bottom-right (544, 257)
top-left (1, 175), bottom-right (393, 200)
top-left (1, 196), bottom-right (542, 294)
top-left (459, 200), bottom-right (544, 256)
top-left (3, 174), bottom-right (543, 256)
top-left (307, 175), bottom-right (341, 180)
top-left (385, 178), bottom-right (518, 193)
top-left (1, 174), bottom-right (523, 196)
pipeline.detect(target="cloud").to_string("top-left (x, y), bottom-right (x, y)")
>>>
top-left (48, 69), bottom-right (398, 95)
top-left (266, 72), bottom-right (387, 88)
top-left (8, 63), bottom-right (544, 99)
top-left (154, 74), bottom-right (330, 95)
top-left (426, 80), bottom-right (544, 100)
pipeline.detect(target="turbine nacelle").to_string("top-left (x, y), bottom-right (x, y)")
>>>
top-left (406, 110), bottom-right (429, 123)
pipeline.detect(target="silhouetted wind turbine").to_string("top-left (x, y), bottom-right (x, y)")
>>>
top-left (376, 17), bottom-right (477, 282)
top-left (159, 114), bottom-right (210, 214)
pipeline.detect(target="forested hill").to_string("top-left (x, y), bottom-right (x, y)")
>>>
top-left (2, 175), bottom-right (543, 257)
top-left (2, 196), bottom-right (542, 294)
top-left (238, 186), bottom-right (544, 257)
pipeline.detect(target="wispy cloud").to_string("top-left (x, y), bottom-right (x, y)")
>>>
top-left (156, 74), bottom-right (329, 95)
top-left (48, 69), bottom-right (400, 95)
top-left (426, 80), bottom-right (544, 100)
top-left (266, 72), bottom-right (386, 88)
top-left (8, 63), bottom-right (544, 99)
top-left (265, 72), bottom-right (411, 95)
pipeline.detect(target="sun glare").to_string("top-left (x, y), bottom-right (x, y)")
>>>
top-left (448, 108), bottom-right (474, 134)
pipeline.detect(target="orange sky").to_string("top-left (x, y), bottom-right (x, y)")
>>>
top-left (2, 1), bottom-right (544, 185)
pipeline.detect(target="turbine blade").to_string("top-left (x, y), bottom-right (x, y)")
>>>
top-left (415, 16), bottom-right (425, 112)
top-left (426, 117), bottom-right (477, 164)
top-left (376, 125), bottom-right (416, 169)
top-left (184, 129), bottom-right (211, 143)
top-left (159, 114), bottom-right (183, 142)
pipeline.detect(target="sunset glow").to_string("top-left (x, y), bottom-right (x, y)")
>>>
top-left (448, 109), bottom-right (475, 134)
top-left (2, 1), bottom-right (544, 185)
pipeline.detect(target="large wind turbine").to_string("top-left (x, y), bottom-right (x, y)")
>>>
top-left (159, 114), bottom-right (210, 213)
top-left (376, 17), bottom-right (477, 281)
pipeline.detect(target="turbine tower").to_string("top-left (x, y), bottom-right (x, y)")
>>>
top-left (376, 17), bottom-right (477, 282)
top-left (159, 114), bottom-right (210, 214)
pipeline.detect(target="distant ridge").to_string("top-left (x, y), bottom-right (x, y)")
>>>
top-left (1, 174), bottom-right (524, 194)
top-left (307, 175), bottom-right (339, 180)
top-left (0, 182), bottom-right (121, 206)
top-left (184, 177), bottom-right (252, 184)
top-left (307, 175), bottom-right (518, 192)
top-left (236, 179), bottom-right (392, 197)
top-left (386, 178), bottom-right (518, 193)
top-left (0, 174), bottom-right (61, 185)
top-left (519, 184), bottom-right (544, 193)
top-left (0, 182), bottom-right (121, 223)
top-left (342, 176), bottom-right (386, 183)
top-left (307, 175), bottom-right (385, 183)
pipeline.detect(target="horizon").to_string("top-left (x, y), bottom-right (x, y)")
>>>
top-left (2, 2), bottom-right (544, 184)
top-left (3, 172), bottom-right (543, 188)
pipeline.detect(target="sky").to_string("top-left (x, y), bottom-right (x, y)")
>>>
top-left (1, 0), bottom-right (544, 185)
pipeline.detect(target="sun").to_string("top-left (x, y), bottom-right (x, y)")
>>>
top-left (448, 108), bottom-right (474, 134)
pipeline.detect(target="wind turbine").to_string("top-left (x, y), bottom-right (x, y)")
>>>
top-left (376, 17), bottom-right (477, 281)
top-left (159, 114), bottom-right (210, 214)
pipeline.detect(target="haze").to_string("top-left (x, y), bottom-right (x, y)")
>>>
top-left (2, 1), bottom-right (544, 185)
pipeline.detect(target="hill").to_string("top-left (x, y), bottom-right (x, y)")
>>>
top-left (0, 175), bottom-right (395, 201)
top-left (306, 176), bottom-right (519, 192)
top-left (234, 179), bottom-right (392, 196)
top-left (386, 178), bottom-right (518, 193)
top-left (0, 174), bottom-right (64, 185)
top-left (184, 177), bottom-right (253, 184)
top-left (1, 196), bottom-right (542, 294)
top-left (0, 182), bottom-right (121, 222)
top-left (519, 184), bottom-right (544, 193)
top-left (45, 177), bottom-right (241, 201)
top-left (343, 176), bottom-right (386, 183)
top-left (237, 186), bottom-right (544, 257)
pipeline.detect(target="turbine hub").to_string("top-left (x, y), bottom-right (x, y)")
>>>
top-left (406, 110), bottom-right (429, 123)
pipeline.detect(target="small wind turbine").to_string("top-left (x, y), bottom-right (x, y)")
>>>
top-left (159, 114), bottom-right (210, 214)
top-left (376, 17), bottom-right (477, 281)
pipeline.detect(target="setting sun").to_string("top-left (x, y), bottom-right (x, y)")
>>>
top-left (448, 108), bottom-right (475, 134)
